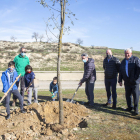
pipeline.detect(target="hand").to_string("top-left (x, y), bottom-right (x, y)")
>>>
top-left (78, 82), bottom-right (82, 87)
top-left (16, 77), bottom-right (19, 80)
top-left (4, 93), bottom-right (7, 96)
top-left (29, 83), bottom-right (32, 86)
top-left (25, 88), bottom-right (27, 92)
top-left (119, 82), bottom-right (122, 86)
top-left (52, 94), bottom-right (55, 98)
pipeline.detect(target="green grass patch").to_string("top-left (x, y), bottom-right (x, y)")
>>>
top-left (0, 88), bottom-right (140, 139)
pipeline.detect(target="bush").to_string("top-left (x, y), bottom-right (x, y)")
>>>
top-left (62, 49), bottom-right (70, 53)
top-left (19, 44), bottom-right (24, 47)
top-left (26, 46), bottom-right (33, 50)
top-left (12, 46), bottom-right (19, 50)
top-left (4, 47), bottom-right (11, 50)
top-left (63, 43), bottom-right (70, 46)
top-left (37, 49), bottom-right (44, 53)
top-left (10, 52), bottom-right (17, 56)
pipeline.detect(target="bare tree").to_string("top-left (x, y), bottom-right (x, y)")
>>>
top-left (76, 38), bottom-right (83, 46)
top-left (32, 32), bottom-right (39, 42)
top-left (39, 34), bottom-right (44, 42)
top-left (91, 45), bottom-right (94, 49)
top-left (130, 47), bottom-right (133, 51)
top-left (11, 36), bottom-right (17, 42)
top-left (39, 0), bottom-right (77, 125)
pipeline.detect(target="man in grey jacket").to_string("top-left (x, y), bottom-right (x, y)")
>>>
top-left (103, 49), bottom-right (120, 109)
top-left (79, 53), bottom-right (96, 108)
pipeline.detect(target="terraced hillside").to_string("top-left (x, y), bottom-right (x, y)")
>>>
top-left (0, 41), bottom-right (140, 71)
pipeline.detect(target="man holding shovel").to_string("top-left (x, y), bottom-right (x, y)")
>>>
top-left (79, 53), bottom-right (96, 108)
top-left (13, 47), bottom-right (30, 106)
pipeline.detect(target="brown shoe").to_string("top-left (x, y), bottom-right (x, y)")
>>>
top-left (103, 103), bottom-right (111, 106)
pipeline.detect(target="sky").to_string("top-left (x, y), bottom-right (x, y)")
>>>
top-left (0, 0), bottom-right (140, 51)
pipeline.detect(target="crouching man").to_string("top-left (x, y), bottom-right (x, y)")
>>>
top-left (79, 53), bottom-right (96, 108)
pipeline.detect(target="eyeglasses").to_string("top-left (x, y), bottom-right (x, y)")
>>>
top-left (21, 51), bottom-right (26, 53)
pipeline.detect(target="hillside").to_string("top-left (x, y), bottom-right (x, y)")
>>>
top-left (0, 41), bottom-right (140, 71)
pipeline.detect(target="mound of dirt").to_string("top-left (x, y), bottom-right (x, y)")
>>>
top-left (0, 101), bottom-right (90, 140)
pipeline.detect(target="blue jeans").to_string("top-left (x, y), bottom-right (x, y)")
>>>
top-left (54, 92), bottom-right (59, 100)
top-left (13, 76), bottom-right (25, 100)
top-left (105, 78), bottom-right (117, 106)
top-left (85, 81), bottom-right (94, 106)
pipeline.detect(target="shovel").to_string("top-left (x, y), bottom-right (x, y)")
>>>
top-left (25, 82), bottom-right (32, 92)
top-left (66, 85), bottom-right (80, 103)
top-left (0, 74), bottom-right (21, 103)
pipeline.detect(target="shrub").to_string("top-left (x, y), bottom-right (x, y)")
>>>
top-left (63, 43), bottom-right (70, 46)
top-left (62, 49), bottom-right (70, 53)
top-left (19, 44), bottom-right (24, 47)
top-left (12, 46), bottom-right (19, 50)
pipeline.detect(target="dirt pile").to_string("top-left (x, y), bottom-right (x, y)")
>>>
top-left (0, 101), bottom-right (90, 140)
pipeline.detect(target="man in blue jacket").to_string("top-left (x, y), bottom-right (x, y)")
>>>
top-left (1, 61), bottom-right (26, 120)
top-left (119, 48), bottom-right (140, 115)
top-left (79, 53), bottom-right (96, 108)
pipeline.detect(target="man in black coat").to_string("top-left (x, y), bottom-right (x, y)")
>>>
top-left (118, 48), bottom-right (140, 115)
top-left (79, 53), bottom-right (96, 108)
top-left (103, 49), bottom-right (120, 109)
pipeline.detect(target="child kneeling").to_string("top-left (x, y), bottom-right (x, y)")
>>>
top-left (1, 61), bottom-right (25, 120)
top-left (50, 77), bottom-right (59, 101)
top-left (24, 65), bottom-right (38, 105)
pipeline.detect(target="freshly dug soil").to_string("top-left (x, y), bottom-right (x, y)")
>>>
top-left (0, 101), bottom-right (90, 139)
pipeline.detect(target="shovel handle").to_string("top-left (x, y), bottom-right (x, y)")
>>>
top-left (71, 85), bottom-right (80, 102)
top-left (25, 82), bottom-right (32, 92)
top-left (0, 74), bottom-right (21, 103)
top-left (76, 85), bottom-right (80, 92)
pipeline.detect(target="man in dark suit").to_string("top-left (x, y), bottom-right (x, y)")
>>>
top-left (119, 48), bottom-right (140, 115)
top-left (103, 49), bottom-right (120, 109)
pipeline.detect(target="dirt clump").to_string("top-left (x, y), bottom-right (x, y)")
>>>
top-left (0, 101), bottom-right (90, 139)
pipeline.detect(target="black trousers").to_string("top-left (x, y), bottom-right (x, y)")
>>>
top-left (6, 89), bottom-right (23, 114)
top-left (105, 78), bottom-right (117, 105)
top-left (125, 84), bottom-right (139, 113)
top-left (13, 76), bottom-right (25, 100)
top-left (85, 81), bottom-right (94, 106)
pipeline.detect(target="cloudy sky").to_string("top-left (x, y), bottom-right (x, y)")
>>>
top-left (0, 0), bottom-right (140, 51)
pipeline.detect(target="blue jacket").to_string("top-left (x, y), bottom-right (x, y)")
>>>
top-left (24, 72), bottom-right (35, 88)
top-left (50, 81), bottom-right (58, 94)
top-left (1, 69), bottom-right (19, 93)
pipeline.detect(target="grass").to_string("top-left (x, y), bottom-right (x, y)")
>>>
top-left (0, 88), bottom-right (140, 139)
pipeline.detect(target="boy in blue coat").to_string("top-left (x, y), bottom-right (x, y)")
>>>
top-left (50, 77), bottom-right (59, 101)
top-left (1, 61), bottom-right (25, 120)
top-left (24, 65), bottom-right (38, 105)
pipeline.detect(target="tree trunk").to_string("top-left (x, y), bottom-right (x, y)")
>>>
top-left (57, 0), bottom-right (66, 125)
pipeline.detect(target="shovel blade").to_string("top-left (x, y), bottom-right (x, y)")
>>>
top-left (66, 99), bottom-right (71, 102)
top-left (66, 99), bottom-right (76, 104)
